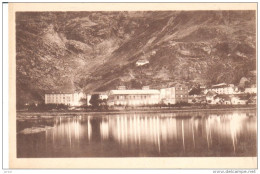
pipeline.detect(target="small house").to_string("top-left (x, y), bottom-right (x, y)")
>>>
top-left (231, 96), bottom-right (247, 105)
top-left (136, 59), bottom-right (149, 66)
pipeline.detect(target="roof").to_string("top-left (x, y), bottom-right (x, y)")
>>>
top-left (136, 59), bottom-right (149, 63)
top-left (215, 94), bottom-right (231, 100)
top-left (232, 96), bottom-right (248, 101)
top-left (110, 89), bottom-right (160, 95)
top-left (45, 90), bottom-right (75, 94)
top-left (212, 83), bottom-right (227, 88)
top-left (206, 91), bottom-right (217, 96)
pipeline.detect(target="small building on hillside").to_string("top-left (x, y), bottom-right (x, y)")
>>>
top-left (45, 91), bottom-right (86, 106)
top-left (107, 87), bottom-right (160, 106)
top-left (136, 59), bottom-right (149, 66)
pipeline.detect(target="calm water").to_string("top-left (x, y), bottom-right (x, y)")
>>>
top-left (17, 110), bottom-right (257, 157)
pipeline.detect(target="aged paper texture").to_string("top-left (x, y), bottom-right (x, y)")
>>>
top-left (9, 3), bottom-right (257, 169)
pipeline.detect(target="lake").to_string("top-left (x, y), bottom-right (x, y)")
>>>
top-left (16, 110), bottom-right (257, 157)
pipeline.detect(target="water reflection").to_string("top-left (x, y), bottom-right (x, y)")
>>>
top-left (17, 111), bottom-right (257, 157)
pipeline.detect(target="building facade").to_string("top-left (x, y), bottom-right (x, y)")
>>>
top-left (175, 84), bottom-right (189, 103)
top-left (45, 92), bottom-right (85, 106)
top-left (86, 94), bottom-right (92, 106)
top-left (136, 59), bottom-right (149, 66)
top-left (231, 96), bottom-right (247, 105)
top-left (160, 84), bottom-right (189, 104)
top-left (207, 83), bottom-right (235, 94)
top-left (107, 88), bottom-right (160, 106)
top-left (245, 87), bottom-right (257, 94)
top-left (160, 87), bottom-right (176, 104)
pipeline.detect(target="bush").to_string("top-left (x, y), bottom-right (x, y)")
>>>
top-left (174, 102), bottom-right (191, 107)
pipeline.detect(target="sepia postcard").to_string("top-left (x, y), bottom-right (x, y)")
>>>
top-left (9, 3), bottom-right (257, 169)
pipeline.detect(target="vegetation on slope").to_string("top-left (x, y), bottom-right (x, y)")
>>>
top-left (16, 11), bottom-right (256, 105)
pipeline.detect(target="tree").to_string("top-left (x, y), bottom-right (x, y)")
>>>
top-left (189, 86), bottom-right (202, 95)
top-left (89, 94), bottom-right (102, 109)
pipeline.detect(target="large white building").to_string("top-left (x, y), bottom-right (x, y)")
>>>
top-left (45, 91), bottom-right (86, 106)
top-left (107, 86), bottom-right (160, 106)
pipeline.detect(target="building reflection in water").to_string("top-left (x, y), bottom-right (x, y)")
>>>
top-left (40, 111), bottom-right (256, 157)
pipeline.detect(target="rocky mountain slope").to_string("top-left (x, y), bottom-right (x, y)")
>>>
top-left (16, 11), bottom-right (256, 104)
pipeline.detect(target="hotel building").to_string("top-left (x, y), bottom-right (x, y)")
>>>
top-left (45, 91), bottom-right (86, 106)
top-left (107, 86), bottom-right (160, 106)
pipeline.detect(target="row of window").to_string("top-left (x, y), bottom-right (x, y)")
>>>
top-left (209, 88), bottom-right (233, 91)
top-left (47, 96), bottom-right (67, 99)
top-left (110, 95), bottom-right (188, 100)
top-left (211, 89), bottom-right (233, 91)
top-left (46, 101), bottom-right (70, 104)
top-left (111, 95), bottom-right (159, 100)
top-left (113, 100), bottom-right (159, 105)
top-left (176, 95), bottom-right (188, 98)
top-left (46, 98), bottom-right (71, 102)
top-left (46, 94), bottom-right (73, 97)
top-left (46, 98), bottom-right (71, 101)
top-left (176, 87), bottom-right (188, 91)
top-left (46, 97), bottom-right (74, 101)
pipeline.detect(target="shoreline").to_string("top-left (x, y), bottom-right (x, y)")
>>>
top-left (16, 106), bottom-right (257, 116)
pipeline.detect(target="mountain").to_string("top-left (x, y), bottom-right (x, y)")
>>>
top-left (16, 11), bottom-right (256, 105)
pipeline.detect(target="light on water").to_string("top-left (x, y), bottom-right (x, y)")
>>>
top-left (17, 111), bottom-right (256, 157)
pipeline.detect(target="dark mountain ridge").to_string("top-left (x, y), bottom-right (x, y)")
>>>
top-left (16, 11), bottom-right (256, 105)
